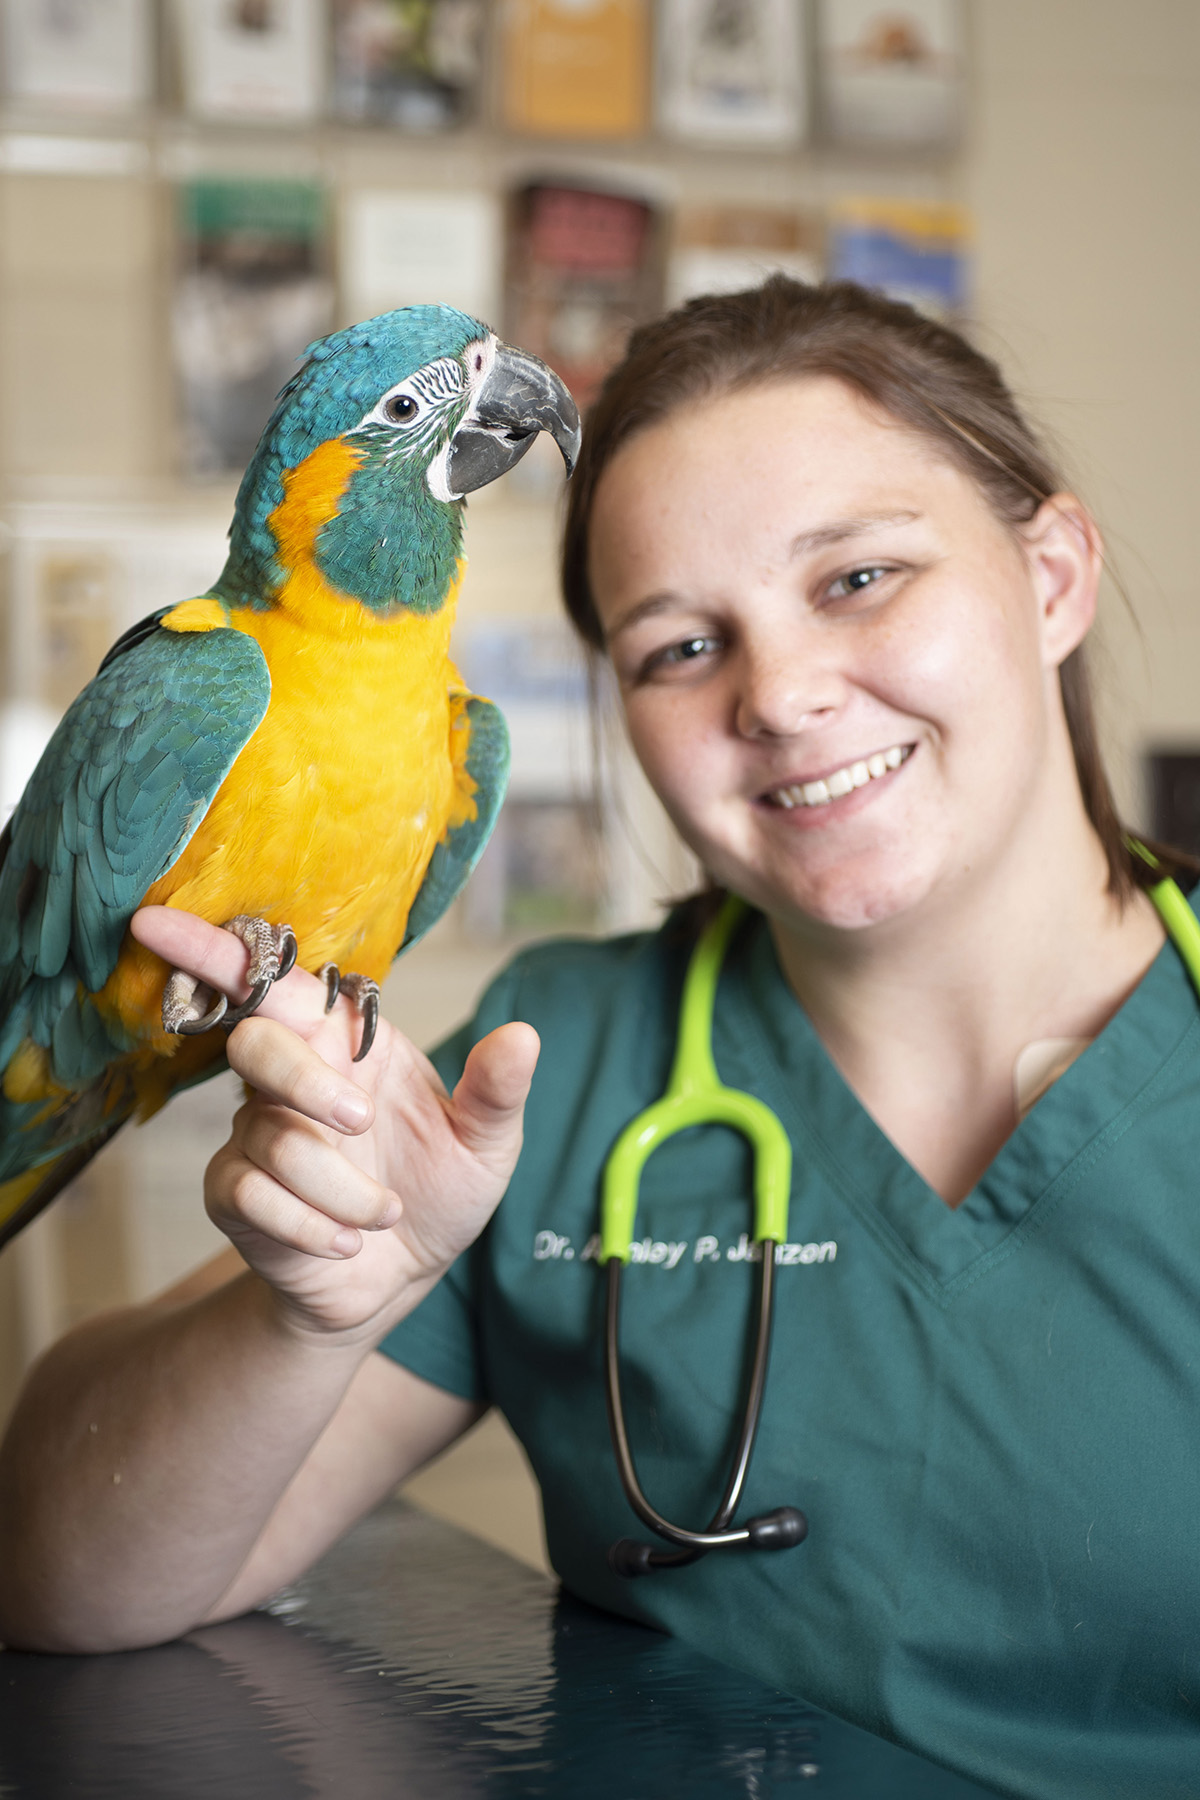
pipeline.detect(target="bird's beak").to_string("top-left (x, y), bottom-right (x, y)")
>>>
top-left (447, 342), bottom-right (582, 497)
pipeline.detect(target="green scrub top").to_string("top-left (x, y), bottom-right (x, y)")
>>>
top-left (379, 900), bottom-right (1200, 1800)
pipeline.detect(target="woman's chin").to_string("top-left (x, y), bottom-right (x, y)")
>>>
top-left (731, 851), bottom-right (942, 937)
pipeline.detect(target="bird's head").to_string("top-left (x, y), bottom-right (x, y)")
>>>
top-left (218, 305), bottom-right (581, 615)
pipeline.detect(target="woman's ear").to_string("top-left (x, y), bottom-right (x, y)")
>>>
top-left (1019, 494), bottom-right (1104, 668)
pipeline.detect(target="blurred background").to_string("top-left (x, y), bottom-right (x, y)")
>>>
top-left (0, 0), bottom-right (1196, 1571)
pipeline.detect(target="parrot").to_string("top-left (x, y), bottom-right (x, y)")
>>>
top-left (0, 305), bottom-right (580, 1250)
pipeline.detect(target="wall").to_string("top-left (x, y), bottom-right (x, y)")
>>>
top-left (967, 1), bottom-right (1200, 810)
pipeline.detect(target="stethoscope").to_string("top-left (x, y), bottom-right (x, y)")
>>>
top-left (599, 848), bottom-right (1200, 1580)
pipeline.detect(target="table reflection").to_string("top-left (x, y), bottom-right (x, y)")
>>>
top-left (0, 1501), bottom-right (997, 1798)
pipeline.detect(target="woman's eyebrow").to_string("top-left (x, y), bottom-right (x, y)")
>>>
top-left (788, 510), bottom-right (921, 558)
top-left (604, 592), bottom-right (684, 642)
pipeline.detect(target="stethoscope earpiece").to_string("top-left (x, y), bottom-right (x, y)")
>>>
top-left (608, 1506), bottom-right (808, 1580)
top-left (745, 1505), bottom-right (809, 1550)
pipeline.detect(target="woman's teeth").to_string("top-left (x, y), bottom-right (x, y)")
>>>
top-left (769, 744), bottom-right (911, 809)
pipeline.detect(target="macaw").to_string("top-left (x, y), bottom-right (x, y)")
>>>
top-left (0, 306), bottom-right (580, 1249)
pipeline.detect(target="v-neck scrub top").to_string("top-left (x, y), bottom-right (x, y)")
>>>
top-left (379, 903), bottom-right (1200, 1799)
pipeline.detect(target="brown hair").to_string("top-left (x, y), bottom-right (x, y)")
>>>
top-left (562, 275), bottom-right (1192, 899)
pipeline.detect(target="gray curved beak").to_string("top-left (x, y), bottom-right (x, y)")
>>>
top-left (447, 342), bottom-right (582, 497)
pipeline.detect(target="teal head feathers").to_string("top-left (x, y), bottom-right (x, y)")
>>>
top-left (216, 305), bottom-right (580, 615)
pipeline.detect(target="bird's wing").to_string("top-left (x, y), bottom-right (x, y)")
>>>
top-left (401, 695), bottom-right (510, 954)
top-left (0, 613), bottom-right (270, 1080)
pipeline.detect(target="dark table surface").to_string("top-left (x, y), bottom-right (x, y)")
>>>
top-left (0, 1499), bottom-right (1001, 1798)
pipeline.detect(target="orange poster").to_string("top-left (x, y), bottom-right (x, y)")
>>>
top-left (501, 0), bottom-right (649, 139)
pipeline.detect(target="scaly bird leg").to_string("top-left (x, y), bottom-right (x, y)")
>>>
top-left (318, 964), bottom-right (381, 1063)
top-left (162, 916), bottom-right (297, 1037)
top-left (162, 969), bottom-right (227, 1035)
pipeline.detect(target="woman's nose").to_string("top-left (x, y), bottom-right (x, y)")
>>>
top-left (733, 639), bottom-right (840, 739)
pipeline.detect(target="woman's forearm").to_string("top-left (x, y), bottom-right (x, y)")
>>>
top-left (0, 1271), bottom-right (370, 1653)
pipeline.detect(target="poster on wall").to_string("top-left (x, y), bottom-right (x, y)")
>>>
top-left (667, 205), bottom-right (822, 308)
top-left (331, 0), bottom-right (484, 129)
top-left (342, 188), bottom-right (501, 323)
top-left (505, 182), bottom-right (662, 418)
top-left (173, 180), bottom-right (333, 477)
top-left (816, 0), bottom-right (963, 148)
top-left (0, 0), bottom-right (153, 111)
top-left (500, 0), bottom-right (649, 139)
top-left (175, 0), bottom-right (324, 123)
top-left (829, 198), bottom-right (969, 319)
top-left (656, 0), bottom-right (808, 147)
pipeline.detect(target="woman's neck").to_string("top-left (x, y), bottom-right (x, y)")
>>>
top-left (769, 809), bottom-right (1166, 1206)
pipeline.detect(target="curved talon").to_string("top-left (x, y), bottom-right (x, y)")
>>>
top-left (318, 967), bottom-right (380, 1061)
top-left (221, 976), bottom-right (273, 1030)
top-left (276, 928), bottom-right (298, 982)
top-left (176, 992), bottom-right (229, 1034)
top-left (353, 989), bottom-right (380, 1064)
top-left (320, 963), bottom-right (341, 1014)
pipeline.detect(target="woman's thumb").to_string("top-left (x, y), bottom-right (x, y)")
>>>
top-left (450, 1023), bottom-right (540, 1164)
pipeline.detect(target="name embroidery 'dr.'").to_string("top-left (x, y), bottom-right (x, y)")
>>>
top-left (532, 1231), bottom-right (838, 1268)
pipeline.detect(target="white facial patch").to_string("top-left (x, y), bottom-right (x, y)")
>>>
top-left (425, 332), bottom-right (498, 503)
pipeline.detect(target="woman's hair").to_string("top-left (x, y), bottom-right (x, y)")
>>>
top-left (561, 275), bottom-right (1190, 899)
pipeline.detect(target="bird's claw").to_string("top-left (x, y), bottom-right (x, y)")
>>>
top-left (161, 917), bottom-right (297, 1037)
top-left (163, 970), bottom-right (228, 1035)
top-left (318, 964), bottom-right (381, 1062)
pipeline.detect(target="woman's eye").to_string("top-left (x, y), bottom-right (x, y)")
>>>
top-left (383, 393), bottom-right (418, 424)
top-left (665, 636), bottom-right (715, 663)
top-left (640, 634), bottom-right (721, 680)
top-left (826, 565), bottom-right (891, 600)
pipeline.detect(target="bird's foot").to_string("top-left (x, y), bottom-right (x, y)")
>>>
top-left (162, 916), bottom-right (297, 1037)
top-left (318, 964), bottom-right (381, 1063)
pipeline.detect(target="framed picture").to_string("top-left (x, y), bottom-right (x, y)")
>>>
top-left (331, 0), bottom-right (484, 130)
top-left (504, 181), bottom-right (663, 415)
top-left (657, 0), bottom-right (807, 147)
top-left (173, 179), bottom-right (333, 477)
top-left (817, 0), bottom-right (963, 148)
top-left (175, 0), bottom-right (324, 123)
top-left (341, 188), bottom-right (501, 326)
top-left (0, 0), bottom-right (153, 111)
top-left (500, 0), bottom-right (649, 140)
top-left (829, 197), bottom-right (969, 319)
top-left (667, 205), bottom-right (822, 308)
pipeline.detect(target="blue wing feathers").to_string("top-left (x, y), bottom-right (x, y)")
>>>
top-left (0, 621), bottom-right (270, 1076)
top-left (401, 696), bottom-right (510, 953)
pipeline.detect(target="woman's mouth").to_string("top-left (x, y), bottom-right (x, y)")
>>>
top-left (764, 744), bottom-right (914, 810)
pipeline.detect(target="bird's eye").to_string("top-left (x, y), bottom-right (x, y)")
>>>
top-left (473, 352), bottom-right (483, 371)
top-left (383, 393), bottom-right (418, 424)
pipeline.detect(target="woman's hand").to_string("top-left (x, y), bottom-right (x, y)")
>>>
top-left (131, 907), bottom-right (539, 1344)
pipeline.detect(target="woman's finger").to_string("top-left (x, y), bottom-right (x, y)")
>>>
top-left (205, 1143), bottom-right (366, 1260)
top-left (229, 1102), bottom-right (402, 1232)
top-left (449, 1023), bottom-right (540, 1168)
top-left (225, 1017), bottom-right (375, 1135)
top-left (131, 906), bottom-right (329, 1029)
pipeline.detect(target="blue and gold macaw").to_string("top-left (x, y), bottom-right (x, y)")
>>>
top-left (0, 306), bottom-right (579, 1247)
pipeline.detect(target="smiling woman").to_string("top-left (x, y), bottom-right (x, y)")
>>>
top-left (3, 280), bottom-right (1200, 1800)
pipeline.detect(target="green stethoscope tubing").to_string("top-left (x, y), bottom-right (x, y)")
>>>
top-left (601, 893), bottom-right (805, 1577)
top-left (600, 850), bottom-right (1200, 1579)
top-left (601, 894), bottom-right (792, 1262)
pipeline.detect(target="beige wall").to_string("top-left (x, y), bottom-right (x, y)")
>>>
top-left (967, 0), bottom-right (1200, 808)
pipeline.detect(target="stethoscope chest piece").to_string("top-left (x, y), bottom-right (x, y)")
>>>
top-left (599, 896), bottom-right (808, 1577)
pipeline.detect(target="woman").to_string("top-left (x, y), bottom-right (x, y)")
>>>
top-left (2, 279), bottom-right (1198, 1798)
